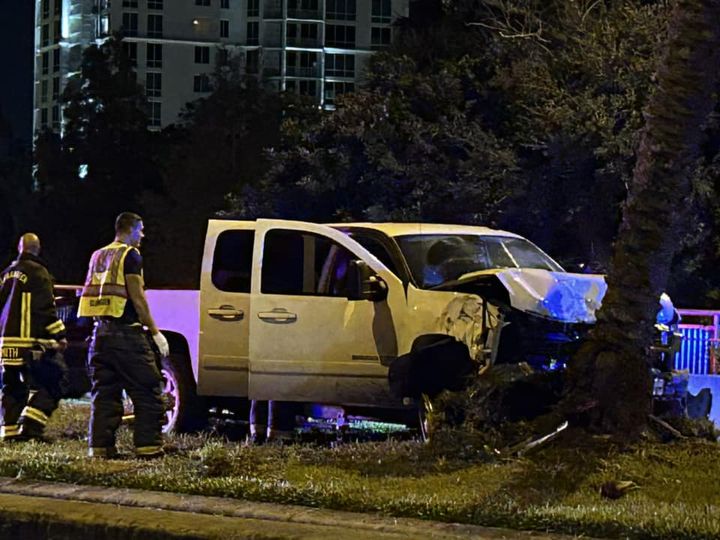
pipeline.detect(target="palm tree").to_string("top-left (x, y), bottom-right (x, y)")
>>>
top-left (566, 0), bottom-right (720, 436)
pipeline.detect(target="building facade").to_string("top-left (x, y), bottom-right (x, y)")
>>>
top-left (33, 0), bottom-right (409, 133)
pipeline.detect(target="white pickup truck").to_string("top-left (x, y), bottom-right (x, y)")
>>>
top-left (59, 218), bottom-right (608, 432)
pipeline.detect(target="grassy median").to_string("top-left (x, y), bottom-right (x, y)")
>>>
top-left (0, 402), bottom-right (718, 539)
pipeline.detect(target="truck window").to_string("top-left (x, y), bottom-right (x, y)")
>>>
top-left (261, 229), bottom-right (356, 297)
top-left (211, 230), bottom-right (254, 293)
top-left (349, 234), bottom-right (399, 276)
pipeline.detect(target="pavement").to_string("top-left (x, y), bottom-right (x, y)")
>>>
top-left (0, 476), bottom-right (592, 539)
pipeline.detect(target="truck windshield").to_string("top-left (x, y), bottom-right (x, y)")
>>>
top-left (395, 234), bottom-right (564, 288)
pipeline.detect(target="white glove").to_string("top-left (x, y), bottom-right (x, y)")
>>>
top-left (152, 332), bottom-right (170, 357)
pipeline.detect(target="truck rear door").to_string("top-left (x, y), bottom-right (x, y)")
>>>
top-left (197, 219), bottom-right (254, 397)
top-left (249, 219), bottom-right (403, 406)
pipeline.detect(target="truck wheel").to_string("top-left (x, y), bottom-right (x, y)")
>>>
top-left (160, 353), bottom-right (208, 433)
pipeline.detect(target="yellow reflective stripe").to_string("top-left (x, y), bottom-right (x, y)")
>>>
top-left (21, 292), bottom-right (30, 339)
top-left (45, 320), bottom-right (66, 334)
top-left (1, 359), bottom-right (26, 367)
top-left (135, 445), bottom-right (163, 455)
top-left (88, 447), bottom-right (116, 458)
top-left (21, 406), bottom-right (49, 425)
top-left (1, 425), bottom-right (20, 437)
top-left (0, 337), bottom-right (36, 345)
top-left (116, 246), bottom-right (133, 287)
top-left (78, 296), bottom-right (128, 318)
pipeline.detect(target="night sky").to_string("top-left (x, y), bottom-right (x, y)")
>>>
top-left (0, 0), bottom-right (34, 144)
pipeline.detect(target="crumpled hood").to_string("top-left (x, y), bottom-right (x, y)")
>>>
top-left (457, 268), bottom-right (608, 323)
top-left (496, 269), bottom-right (607, 323)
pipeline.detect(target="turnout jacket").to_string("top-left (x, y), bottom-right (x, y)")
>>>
top-left (0, 253), bottom-right (66, 366)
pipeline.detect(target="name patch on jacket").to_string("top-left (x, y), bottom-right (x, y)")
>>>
top-left (1, 347), bottom-right (20, 358)
top-left (89, 298), bottom-right (111, 307)
top-left (1, 271), bottom-right (28, 285)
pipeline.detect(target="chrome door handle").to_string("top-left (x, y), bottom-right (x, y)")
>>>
top-left (257, 308), bottom-right (297, 323)
top-left (208, 306), bottom-right (244, 321)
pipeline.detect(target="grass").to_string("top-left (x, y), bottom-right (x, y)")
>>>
top-left (1, 402), bottom-right (719, 539)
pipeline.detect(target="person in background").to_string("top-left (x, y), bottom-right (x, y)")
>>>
top-left (0, 233), bottom-right (68, 442)
top-left (78, 212), bottom-right (170, 459)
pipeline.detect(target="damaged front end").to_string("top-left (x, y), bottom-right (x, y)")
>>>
top-left (437, 269), bottom-right (607, 370)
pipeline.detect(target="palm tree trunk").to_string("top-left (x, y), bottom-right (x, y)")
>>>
top-left (566, 0), bottom-right (720, 436)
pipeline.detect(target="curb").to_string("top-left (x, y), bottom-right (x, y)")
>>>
top-left (0, 477), bottom-right (586, 539)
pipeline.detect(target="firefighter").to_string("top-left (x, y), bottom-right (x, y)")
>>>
top-left (0, 233), bottom-right (68, 442)
top-left (78, 212), bottom-right (170, 459)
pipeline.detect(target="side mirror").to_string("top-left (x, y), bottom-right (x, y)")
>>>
top-left (348, 260), bottom-right (388, 302)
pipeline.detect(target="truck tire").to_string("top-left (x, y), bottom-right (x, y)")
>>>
top-left (160, 353), bottom-right (208, 433)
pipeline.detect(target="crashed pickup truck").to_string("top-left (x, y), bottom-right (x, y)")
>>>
top-left (57, 219), bottom-right (609, 432)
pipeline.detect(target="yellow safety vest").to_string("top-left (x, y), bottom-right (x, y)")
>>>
top-left (78, 242), bottom-right (137, 318)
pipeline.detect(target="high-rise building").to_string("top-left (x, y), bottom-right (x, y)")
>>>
top-left (33, 0), bottom-right (409, 134)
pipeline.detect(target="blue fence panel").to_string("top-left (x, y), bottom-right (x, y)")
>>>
top-left (675, 327), bottom-right (710, 374)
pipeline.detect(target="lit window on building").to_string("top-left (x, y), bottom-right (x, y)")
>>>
top-left (122, 13), bottom-right (138, 37)
top-left (146, 72), bottom-right (162, 98)
top-left (78, 164), bottom-right (89, 179)
top-left (371, 26), bottom-right (391, 49)
top-left (147, 43), bottom-right (163, 68)
top-left (148, 0), bottom-right (164, 10)
top-left (193, 74), bottom-right (212, 92)
top-left (42, 52), bottom-right (49, 75)
top-left (149, 102), bottom-right (162, 127)
top-left (247, 0), bottom-right (259, 16)
top-left (371, 0), bottom-right (392, 23)
top-left (325, 24), bottom-right (355, 48)
top-left (195, 46), bottom-right (210, 64)
top-left (220, 19), bottom-right (229, 38)
top-left (247, 22), bottom-right (259, 45)
top-left (148, 14), bottom-right (163, 38)
top-left (327, 0), bottom-right (356, 21)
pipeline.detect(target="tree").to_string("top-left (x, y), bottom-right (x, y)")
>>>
top-left (566, 0), bottom-right (720, 436)
top-left (140, 61), bottom-right (286, 287)
top-left (235, 55), bottom-right (517, 225)
top-left (31, 36), bottom-right (157, 282)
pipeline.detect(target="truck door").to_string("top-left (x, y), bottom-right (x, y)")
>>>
top-left (197, 220), bottom-right (254, 397)
top-left (249, 219), bottom-right (403, 406)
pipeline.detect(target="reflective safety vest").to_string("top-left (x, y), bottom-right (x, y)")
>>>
top-left (78, 242), bottom-right (137, 318)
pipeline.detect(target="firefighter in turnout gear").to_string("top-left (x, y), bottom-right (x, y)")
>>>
top-left (78, 212), bottom-right (170, 459)
top-left (0, 233), bottom-right (68, 442)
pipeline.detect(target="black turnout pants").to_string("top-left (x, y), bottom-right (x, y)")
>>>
top-left (88, 322), bottom-right (163, 451)
top-left (1, 351), bottom-right (68, 438)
